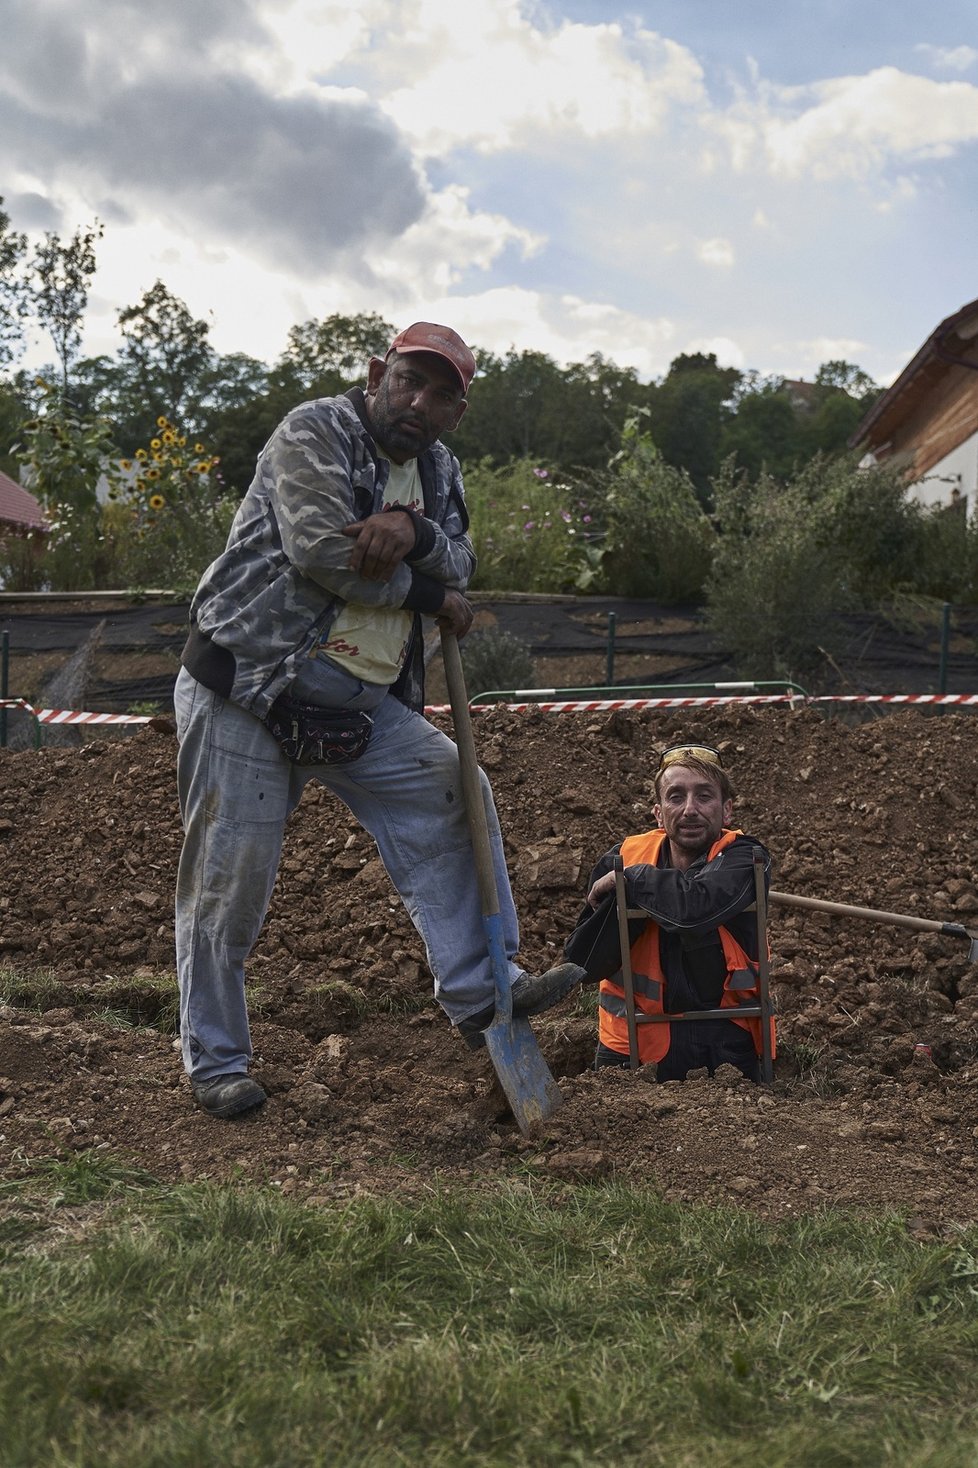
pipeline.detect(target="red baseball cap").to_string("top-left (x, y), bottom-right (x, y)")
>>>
top-left (388, 321), bottom-right (476, 394)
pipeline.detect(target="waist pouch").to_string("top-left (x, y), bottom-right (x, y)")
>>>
top-left (264, 695), bottom-right (373, 766)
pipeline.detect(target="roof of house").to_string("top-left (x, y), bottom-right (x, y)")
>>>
top-left (0, 468), bottom-right (45, 530)
top-left (849, 297), bottom-right (978, 451)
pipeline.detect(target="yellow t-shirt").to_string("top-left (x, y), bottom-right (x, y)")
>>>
top-left (318, 457), bottom-right (420, 685)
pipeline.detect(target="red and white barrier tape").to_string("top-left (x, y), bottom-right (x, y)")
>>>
top-left (3, 691), bottom-right (978, 729)
top-left (0, 698), bottom-right (151, 726)
top-left (427, 694), bottom-right (801, 714)
top-left (812, 693), bottom-right (978, 706)
top-left (428, 691), bottom-right (978, 714)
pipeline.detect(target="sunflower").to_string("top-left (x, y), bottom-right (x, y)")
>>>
top-left (150, 438), bottom-right (162, 450)
top-left (135, 448), bottom-right (148, 461)
top-left (146, 467), bottom-right (161, 480)
top-left (149, 493), bottom-right (166, 511)
top-left (157, 415), bottom-right (168, 430)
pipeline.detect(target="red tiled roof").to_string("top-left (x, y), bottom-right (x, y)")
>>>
top-left (0, 468), bottom-right (46, 529)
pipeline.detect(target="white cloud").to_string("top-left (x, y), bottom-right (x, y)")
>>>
top-left (355, 184), bottom-right (544, 297)
top-left (307, 0), bottom-right (706, 155)
top-left (801, 336), bottom-right (869, 363)
top-left (405, 285), bottom-right (676, 378)
top-left (915, 43), bottom-right (978, 73)
top-left (713, 67), bottom-right (978, 181)
top-left (685, 336), bottom-right (745, 369)
top-left (245, 0), bottom-right (372, 92)
top-left (696, 237), bottom-right (735, 268)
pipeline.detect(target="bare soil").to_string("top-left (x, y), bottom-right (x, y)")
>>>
top-left (3, 698), bottom-right (978, 1234)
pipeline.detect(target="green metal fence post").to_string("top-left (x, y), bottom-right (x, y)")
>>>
top-left (605, 612), bottom-right (616, 686)
top-left (1, 630), bottom-right (8, 749)
top-left (938, 602), bottom-right (950, 695)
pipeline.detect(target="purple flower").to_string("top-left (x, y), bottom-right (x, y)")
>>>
top-left (523, 520), bottom-right (536, 531)
top-left (583, 514), bottom-right (592, 524)
top-left (560, 510), bottom-right (571, 523)
top-left (533, 467), bottom-right (549, 479)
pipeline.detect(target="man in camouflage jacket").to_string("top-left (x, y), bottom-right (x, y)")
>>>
top-left (174, 322), bottom-right (582, 1118)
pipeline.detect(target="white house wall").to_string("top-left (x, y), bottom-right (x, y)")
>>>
top-left (907, 430), bottom-right (978, 514)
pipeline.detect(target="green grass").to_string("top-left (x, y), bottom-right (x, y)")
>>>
top-left (0, 965), bottom-right (181, 1032)
top-left (0, 965), bottom-right (422, 1034)
top-left (3, 1154), bottom-right (978, 1466)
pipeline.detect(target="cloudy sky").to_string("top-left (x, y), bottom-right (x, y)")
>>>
top-left (3, 0), bottom-right (977, 387)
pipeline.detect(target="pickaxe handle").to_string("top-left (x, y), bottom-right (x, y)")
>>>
top-left (769, 890), bottom-right (978, 962)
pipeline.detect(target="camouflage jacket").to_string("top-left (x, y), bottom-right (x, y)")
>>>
top-left (181, 388), bottom-right (476, 717)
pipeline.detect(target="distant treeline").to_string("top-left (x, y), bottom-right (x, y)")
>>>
top-left (0, 195), bottom-right (877, 498)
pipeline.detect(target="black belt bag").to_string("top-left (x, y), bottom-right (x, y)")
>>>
top-left (264, 695), bottom-right (373, 767)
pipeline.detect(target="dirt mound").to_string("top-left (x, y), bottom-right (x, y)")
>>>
top-left (3, 703), bottom-right (978, 1228)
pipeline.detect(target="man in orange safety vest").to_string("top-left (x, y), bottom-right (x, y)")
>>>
top-left (564, 743), bottom-right (773, 1080)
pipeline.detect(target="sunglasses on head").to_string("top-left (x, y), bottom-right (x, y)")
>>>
top-left (656, 744), bottom-right (724, 775)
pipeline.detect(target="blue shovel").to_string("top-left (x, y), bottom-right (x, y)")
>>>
top-left (441, 629), bottom-right (563, 1134)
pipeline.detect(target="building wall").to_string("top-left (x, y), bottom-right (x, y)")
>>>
top-left (906, 430), bottom-right (978, 513)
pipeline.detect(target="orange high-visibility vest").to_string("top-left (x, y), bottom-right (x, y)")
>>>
top-left (598, 828), bottom-right (775, 1065)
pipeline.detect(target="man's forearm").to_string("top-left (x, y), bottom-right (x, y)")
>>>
top-left (627, 847), bottom-right (768, 932)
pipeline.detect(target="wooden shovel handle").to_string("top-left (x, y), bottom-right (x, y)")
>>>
top-left (440, 628), bottom-right (500, 919)
top-left (770, 889), bottom-right (973, 943)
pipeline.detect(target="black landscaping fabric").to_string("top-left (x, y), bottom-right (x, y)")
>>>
top-left (1, 595), bottom-right (977, 714)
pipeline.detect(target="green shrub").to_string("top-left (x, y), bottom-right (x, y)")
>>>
top-left (459, 627), bottom-right (536, 695)
top-left (705, 460), bottom-right (851, 679)
top-left (703, 454), bottom-right (969, 680)
top-left (462, 458), bottom-right (593, 593)
top-left (1, 404), bottom-right (236, 593)
top-left (804, 454), bottom-right (920, 602)
top-left (910, 500), bottom-right (978, 603)
top-left (585, 412), bottom-right (714, 602)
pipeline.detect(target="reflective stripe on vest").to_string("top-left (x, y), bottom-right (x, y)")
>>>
top-left (597, 828), bottom-right (774, 1065)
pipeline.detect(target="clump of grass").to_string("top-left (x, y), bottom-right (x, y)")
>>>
top-left (26, 1151), bottom-right (162, 1206)
top-left (0, 966), bottom-right (70, 1011)
top-left (0, 965), bottom-right (179, 1033)
top-left (302, 978), bottom-right (372, 1022)
top-left (91, 972), bottom-right (181, 1033)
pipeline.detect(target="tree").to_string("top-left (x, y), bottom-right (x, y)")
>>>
top-left (718, 382), bottom-right (801, 480)
top-left (279, 312), bottom-right (395, 391)
top-left (0, 377), bottom-right (32, 480)
top-left (645, 353), bottom-right (742, 504)
top-left (705, 453), bottom-right (922, 678)
top-left (801, 361), bottom-right (881, 458)
top-left (195, 352), bottom-right (274, 494)
top-left (0, 197), bottom-right (29, 370)
top-left (32, 219), bottom-right (103, 393)
top-left (451, 348), bottom-right (638, 471)
top-left (116, 279), bottom-right (214, 425)
top-left (814, 360), bottom-right (878, 400)
top-left (705, 460), bottom-right (849, 679)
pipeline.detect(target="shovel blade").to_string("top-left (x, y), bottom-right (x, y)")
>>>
top-left (484, 1016), bottom-right (563, 1134)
